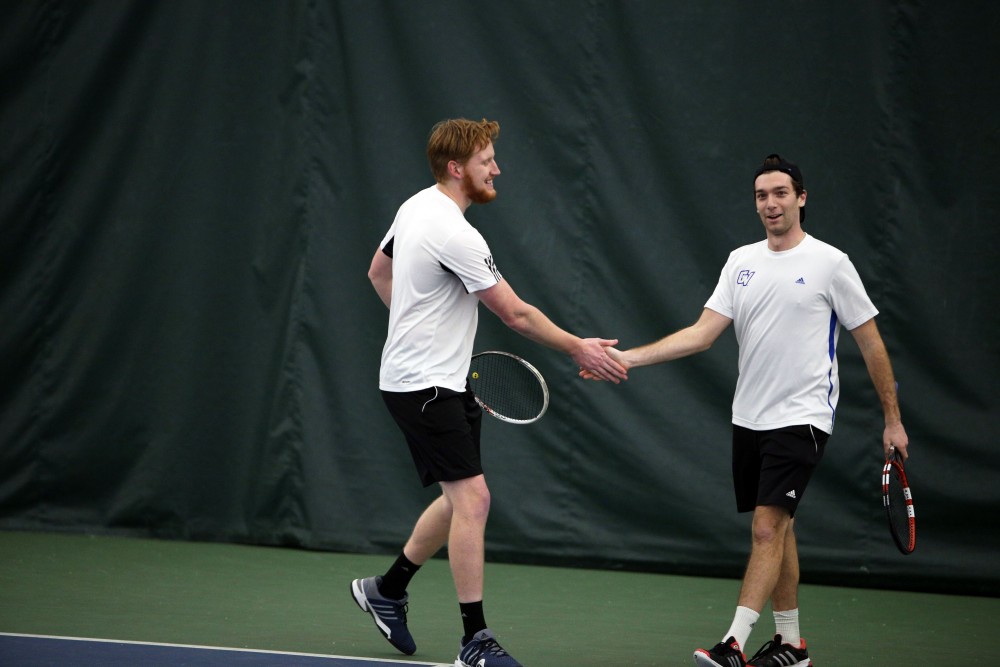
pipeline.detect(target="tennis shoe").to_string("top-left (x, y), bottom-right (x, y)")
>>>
top-left (747, 634), bottom-right (811, 667)
top-left (350, 575), bottom-right (416, 655)
top-left (693, 636), bottom-right (746, 667)
top-left (455, 628), bottom-right (523, 667)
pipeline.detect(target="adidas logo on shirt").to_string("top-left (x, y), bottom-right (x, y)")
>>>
top-left (795, 277), bottom-right (805, 284)
top-left (786, 489), bottom-right (797, 499)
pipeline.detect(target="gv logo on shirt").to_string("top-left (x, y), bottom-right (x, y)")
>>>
top-left (737, 269), bottom-right (755, 286)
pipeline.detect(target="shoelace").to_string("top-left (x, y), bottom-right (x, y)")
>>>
top-left (477, 638), bottom-right (509, 657)
top-left (748, 638), bottom-right (777, 661)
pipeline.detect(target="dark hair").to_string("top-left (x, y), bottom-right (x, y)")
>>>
top-left (426, 118), bottom-right (500, 182)
top-left (754, 154), bottom-right (805, 223)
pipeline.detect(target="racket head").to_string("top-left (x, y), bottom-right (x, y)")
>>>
top-left (882, 449), bottom-right (916, 554)
top-left (469, 351), bottom-right (549, 424)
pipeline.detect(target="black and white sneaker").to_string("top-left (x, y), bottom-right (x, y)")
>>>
top-left (694, 636), bottom-right (746, 667)
top-left (350, 575), bottom-right (416, 655)
top-left (747, 634), bottom-right (811, 667)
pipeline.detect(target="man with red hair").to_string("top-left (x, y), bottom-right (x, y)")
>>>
top-left (354, 118), bottom-right (626, 667)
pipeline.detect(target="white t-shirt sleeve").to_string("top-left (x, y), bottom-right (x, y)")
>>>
top-left (439, 227), bottom-right (502, 293)
top-left (830, 255), bottom-right (879, 330)
top-left (704, 250), bottom-right (738, 317)
top-left (379, 222), bottom-right (396, 254)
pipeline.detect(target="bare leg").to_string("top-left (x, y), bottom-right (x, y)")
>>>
top-left (439, 475), bottom-right (491, 603)
top-left (770, 518), bottom-right (798, 611)
top-left (770, 520), bottom-right (802, 645)
top-left (402, 494), bottom-right (454, 565)
top-left (737, 505), bottom-right (793, 612)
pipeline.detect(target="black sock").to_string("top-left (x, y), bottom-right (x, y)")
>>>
top-left (460, 600), bottom-right (487, 642)
top-left (378, 553), bottom-right (420, 600)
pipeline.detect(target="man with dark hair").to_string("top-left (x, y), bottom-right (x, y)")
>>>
top-left (354, 118), bottom-right (627, 667)
top-left (588, 154), bottom-right (908, 667)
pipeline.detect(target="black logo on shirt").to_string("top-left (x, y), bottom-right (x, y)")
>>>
top-left (484, 255), bottom-right (502, 282)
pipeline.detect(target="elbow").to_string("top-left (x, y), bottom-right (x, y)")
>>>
top-left (497, 304), bottom-right (535, 335)
top-left (501, 313), bottom-right (528, 335)
top-left (368, 268), bottom-right (386, 290)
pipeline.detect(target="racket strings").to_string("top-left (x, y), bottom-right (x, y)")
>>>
top-left (470, 354), bottom-right (545, 421)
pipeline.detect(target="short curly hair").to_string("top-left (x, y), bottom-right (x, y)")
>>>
top-left (427, 118), bottom-right (500, 182)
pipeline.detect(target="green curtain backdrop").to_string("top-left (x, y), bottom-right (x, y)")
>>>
top-left (2, 1), bottom-right (998, 595)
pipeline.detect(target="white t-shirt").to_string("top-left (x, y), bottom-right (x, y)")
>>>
top-left (704, 234), bottom-right (878, 434)
top-left (378, 186), bottom-right (502, 393)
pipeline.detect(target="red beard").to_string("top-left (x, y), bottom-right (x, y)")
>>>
top-left (461, 171), bottom-right (497, 204)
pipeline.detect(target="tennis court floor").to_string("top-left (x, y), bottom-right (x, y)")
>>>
top-left (1, 530), bottom-right (995, 666)
top-left (0, 633), bottom-right (448, 667)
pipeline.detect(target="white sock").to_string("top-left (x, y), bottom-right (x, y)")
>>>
top-left (773, 608), bottom-right (801, 647)
top-left (723, 606), bottom-right (760, 652)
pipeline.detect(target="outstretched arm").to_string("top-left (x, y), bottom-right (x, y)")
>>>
top-left (476, 279), bottom-right (628, 383)
top-left (582, 308), bottom-right (732, 380)
top-left (617, 308), bottom-right (732, 369)
top-left (851, 318), bottom-right (909, 460)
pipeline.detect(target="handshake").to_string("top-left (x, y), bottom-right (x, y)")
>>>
top-left (571, 338), bottom-right (629, 383)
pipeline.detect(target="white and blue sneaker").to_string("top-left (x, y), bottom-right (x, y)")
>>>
top-left (350, 576), bottom-right (416, 655)
top-left (455, 629), bottom-right (523, 667)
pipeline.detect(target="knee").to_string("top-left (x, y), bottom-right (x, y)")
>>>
top-left (751, 509), bottom-right (790, 546)
top-left (467, 484), bottom-right (491, 522)
top-left (751, 522), bottom-right (781, 545)
top-left (451, 477), bottom-right (491, 523)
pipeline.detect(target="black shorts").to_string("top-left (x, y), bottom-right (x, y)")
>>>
top-left (381, 386), bottom-right (483, 487)
top-left (732, 424), bottom-right (829, 516)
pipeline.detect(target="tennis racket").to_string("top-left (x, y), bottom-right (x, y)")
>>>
top-left (882, 447), bottom-right (916, 554)
top-left (469, 351), bottom-right (549, 424)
